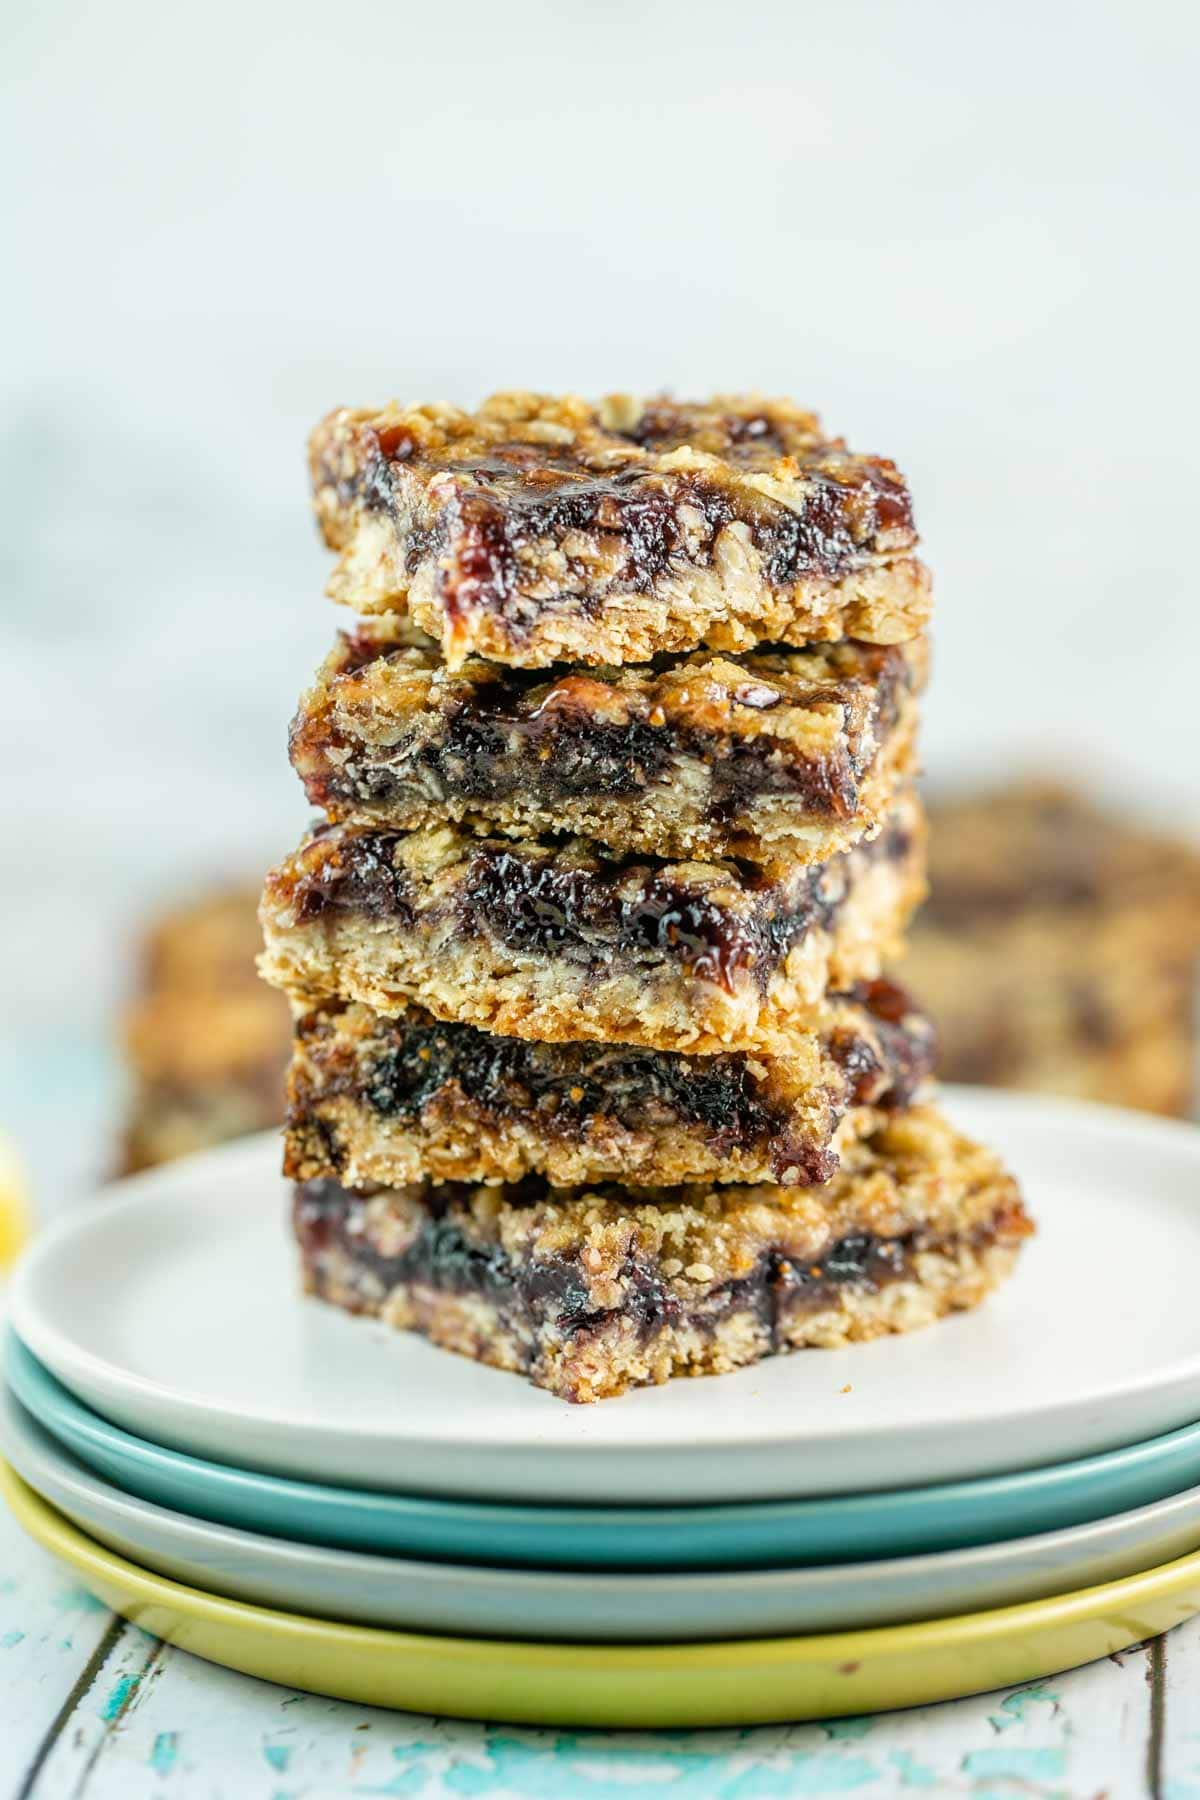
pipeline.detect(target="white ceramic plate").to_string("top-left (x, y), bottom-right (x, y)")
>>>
top-left (9, 1381), bottom-right (1200, 1642)
top-left (12, 1089), bottom-right (1200, 1506)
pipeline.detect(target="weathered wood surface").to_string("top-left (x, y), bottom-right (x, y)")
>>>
top-left (0, 1499), bottom-right (1187, 1800)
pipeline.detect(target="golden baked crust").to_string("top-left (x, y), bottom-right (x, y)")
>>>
top-left (294, 1104), bottom-right (1032, 1402)
top-left (282, 982), bottom-right (935, 1190)
top-left (259, 792), bottom-right (927, 1054)
top-left (290, 628), bottom-right (926, 864)
top-left (309, 392), bottom-right (929, 668)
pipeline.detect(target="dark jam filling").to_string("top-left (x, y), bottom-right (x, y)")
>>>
top-left (295, 652), bottom-right (907, 823)
top-left (296, 1180), bottom-right (516, 1309)
top-left (302, 1013), bottom-right (837, 1183)
top-left (283, 819), bottom-right (910, 991)
top-left (320, 710), bottom-right (678, 810)
top-left (466, 853), bottom-right (840, 993)
top-left (355, 427), bottom-right (911, 624)
top-left (624, 404), bottom-right (789, 453)
top-left (289, 826), bottom-right (415, 927)
top-left (294, 1182), bottom-right (933, 1354)
top-left (293, 637), bottom-right (912, 836)
top-left (828, 978), bottom-right (935, 1110)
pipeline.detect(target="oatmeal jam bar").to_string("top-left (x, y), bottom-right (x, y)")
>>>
top-left (283, 981), bottom-right (935, 1190)
top-left (293, 1105), bottom-right (1032, 1403)
top-left (290, 628), bottom-right (926, 865)
top-left (309, 393), bottom-right (930, 668)
top-left (259, 792), bottom-right (926, 1054)
top-left (123, 1081), bottom-right (285, 1176)
top-left (905, 783), bottom-right (1200, 1116)
top-left (121, 887), bottom-right (290, 1173)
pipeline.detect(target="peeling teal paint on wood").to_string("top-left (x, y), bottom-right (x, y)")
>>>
top-left (962, 1744), bottom-right (1068, 1779)
top-left (100, 1670), bottom-right (141, 1721)
top-left (988, 1685), bottom-right (1062, 1731)
top-left (149, 1729), bottom-right (179, 1773)
top-left (886, 1749), bottom-right (939, 1787)
top-left (428, 1734), bottom-right (884, 1797)
top-left (52, 1580), bottom-right (108, 1612)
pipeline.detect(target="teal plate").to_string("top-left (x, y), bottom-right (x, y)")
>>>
top-left (12, 1333), bottom-right (1200, 1571)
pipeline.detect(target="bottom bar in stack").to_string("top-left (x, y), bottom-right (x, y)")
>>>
top-left (294, 1105), bottom-right (1032, 1403)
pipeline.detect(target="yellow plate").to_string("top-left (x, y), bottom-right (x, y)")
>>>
top-left (6, 1462), bottom-right (1200, 1728)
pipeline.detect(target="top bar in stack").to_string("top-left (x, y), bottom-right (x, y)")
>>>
top-left (309, 393), bottom-right (930, 669)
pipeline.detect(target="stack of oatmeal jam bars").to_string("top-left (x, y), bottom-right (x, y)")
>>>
top-left (259, 393), bottom-right (1031, 1404)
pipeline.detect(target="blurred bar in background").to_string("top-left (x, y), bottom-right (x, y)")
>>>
top-left (905, 783), bottom-right (1200, 1118)
top-left (119, 889), bottom-right (291, 1173)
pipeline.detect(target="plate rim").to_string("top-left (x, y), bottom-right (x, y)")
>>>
top-left (9, 1374), bottom-right (1200, 1609)
top-left (7, 1454), bottom-right (1200, 1659)
top-left (13, 1327), bottom-right (1200, 1546)
top-left (10, 1462), bottom-right (1200, 1726)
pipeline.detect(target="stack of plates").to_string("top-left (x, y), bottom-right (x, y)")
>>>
top-left (6, 1087), bottom-right (1200, 1727)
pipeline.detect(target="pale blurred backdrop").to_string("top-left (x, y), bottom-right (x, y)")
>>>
top-left (3, 0), bottom-right (1198, 1199)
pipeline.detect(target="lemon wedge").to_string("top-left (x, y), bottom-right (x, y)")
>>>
top-left (0, 1135), bottom-right (31, 1269)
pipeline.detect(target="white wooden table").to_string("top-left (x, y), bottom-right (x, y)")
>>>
top-left (0, 1488), bottom-right (1195, 1800)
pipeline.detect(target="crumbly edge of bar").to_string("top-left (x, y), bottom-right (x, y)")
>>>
top-left (311, 393), bottom-right (903, 494)
top-left (298, 1183), bottom-right (1027, 1404)
top-left (310, 395), bottom-right (916, 568)
top-left (302, 1242), bottom-right (1022, 1402)
top-left (304, 630), bottom-right (928, 738)
top-left (290, 635), bottom-right (924, 864)
top-left (343, 528), bottom-right (930, 670)
top-left (302, 722), bottom-right (916, 868)
top-left (299, 1105), bottom-right (1023, 1260)
top-left (286, 1094), bottom-right (903, 1190)
top-left (261, 838), bottom-right (925, 1055)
